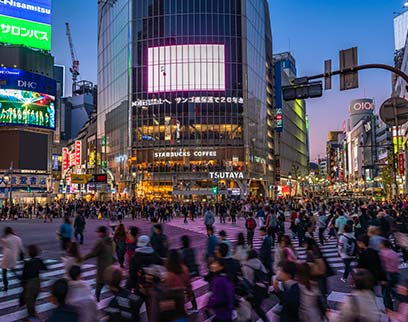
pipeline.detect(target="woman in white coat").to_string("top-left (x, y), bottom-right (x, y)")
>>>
top-left (0, 227), bottom-right (24, 291)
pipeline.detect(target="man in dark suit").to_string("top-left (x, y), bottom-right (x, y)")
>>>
top-left (259, 226), bottom-right (273, 280)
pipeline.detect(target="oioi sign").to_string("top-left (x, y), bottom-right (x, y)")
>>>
top-left (0, 14), bottom-right (51, 50)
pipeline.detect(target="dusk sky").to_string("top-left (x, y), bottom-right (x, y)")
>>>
top-left (51, 0), bottom-right (401, 161)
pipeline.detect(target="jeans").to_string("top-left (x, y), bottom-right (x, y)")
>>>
top-left (343, 258), bottom-right (353, 279)
top-left (75, 230), bottom-right (84, 244)
top-left (318, 228), bottom-right (325, 245)
top-left (382, 272), bottom-right (399, 310)
top-left (247, 230), bottom-right (255, 248)
top-left (95, 282), bottom-right (104, 301)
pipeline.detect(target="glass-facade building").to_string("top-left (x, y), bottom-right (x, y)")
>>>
top-left (98, 0), bottom-right (274, 199)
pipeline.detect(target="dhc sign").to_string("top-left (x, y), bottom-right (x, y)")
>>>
top-left (209, 172), bottom-right (244, 179)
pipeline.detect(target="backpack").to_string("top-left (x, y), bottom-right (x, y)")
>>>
top-left (268, 214), bottom-right (277, 228)
top-left (246, 265), bottom-right (269, 299)
top-left (246, 218), bottom-right (256, 230)
top-left (343, 235), bottom-right (357, 257)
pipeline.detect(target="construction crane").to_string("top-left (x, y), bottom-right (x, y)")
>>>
top-left (65, 22), bottom-right (80, 94)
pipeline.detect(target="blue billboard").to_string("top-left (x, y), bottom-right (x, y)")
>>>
top-left (0, 67), bottom-right (56, 95)
top-left (0, 0), bottom-right (52, 25)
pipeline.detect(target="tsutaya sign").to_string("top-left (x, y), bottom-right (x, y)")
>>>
top-left (154, 149), bottom-right (217, 159)
top-left (209, 172), bottom-right (244, 179)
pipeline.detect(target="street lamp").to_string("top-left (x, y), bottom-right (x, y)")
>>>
top-left (404, 1), bottom-right (408, 8)
top-left (3, 175), bottom-right (10, 206)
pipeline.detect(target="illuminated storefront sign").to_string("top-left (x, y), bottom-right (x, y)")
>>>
top-left (0, 174), bottom-right (46, 186)
top-left (154, 149), bottom-right (217, 159)
top-left (0, 14), bottom-right (51, 50)
top-left (148, 44), bottom-right (226, 93)
top-left (0, 0), bottom-right (52, 24)
top-left (275, 107), bottom-right (283, 132)
top-left (132, 96), bottom-right (244, 107)
top-left (0, 89), bottom-right (55, 129)
top-left (0, 68), bottom-right (56, 94)
top-left (75, 141), bottom-right (81, 166)
top-left (209, 172), bottom-right (244, 179)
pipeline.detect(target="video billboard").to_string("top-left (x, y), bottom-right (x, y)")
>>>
top-left (0, 67), bottom-right (56, 94)
top-left (0, 88), bottom-right (55, 129)
top-left (147, 44), bottom-right (226, 93)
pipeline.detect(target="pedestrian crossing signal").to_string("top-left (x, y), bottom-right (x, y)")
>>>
top-left (212, 186), bottom-right (218, 194)
top-left (27, 186), bottom-right (31, 193)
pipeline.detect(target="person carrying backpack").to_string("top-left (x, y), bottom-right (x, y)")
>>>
top-left (266, 211), bottom-right (278, 247)
top-left (242, 249), bottom-right (270, 322)
top-left (338, 224), bottom-right (356, 283)
top-left (245, 213), bottom-right (257, 248)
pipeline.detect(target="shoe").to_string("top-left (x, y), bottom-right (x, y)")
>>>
top-left (2, 286), bottom-right (8, 292)
top-left (187, 308), bottom-right (199, 314)
top-left (340, 278), bottom-right (347, 283)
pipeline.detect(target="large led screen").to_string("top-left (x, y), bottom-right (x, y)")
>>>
top-left (0, 89), bottom-right (55, 129)
top-left (148, 44), bottom-right (226, 93)
top-left (0, 0), bottom-right (52, 25)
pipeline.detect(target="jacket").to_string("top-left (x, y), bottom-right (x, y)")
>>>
top-left (242, 258), bottom-right (267, 284)
top-left (84, 237), bottom-right (115, 282)
top-left (206, 235), bottom-right (219, 258)
top-left (259, 235), bottom-right (272, 271)
top-left (0, 234), bottom-right (23, 269)
top-left (332, 290), bottom-right (382, 322)
top-left (357, 248), bottom-right (386, 283)
top-left (66, 280), bottom-right (98, 322)
top-left (275, 280), bottom-right (300, 322)
top-left (150, 233), bottom-right (168, 258)
top-left (180, 247), bottom-right (199, 276)
top-left (127, 246), bottom-right (162, 290)
top-left (59, 223), bottom-right (73, 239)
top-left (46, 304), bottom-right (79, 322)
top-left (207, 274), bottom-right (234, 321)
top-left (299, 284), bottom-right (324, 322)
top-left (233, 245), bottom-right (249, 263)
top-left (204, 211), bottom-right (215, 226)
top-left (73, 215), bottom-right (86, 231)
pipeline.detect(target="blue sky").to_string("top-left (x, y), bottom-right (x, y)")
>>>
top-left (51, 0), bottom-right (402, 160)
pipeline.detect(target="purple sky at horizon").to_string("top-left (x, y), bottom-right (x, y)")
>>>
top-left (51, 0), bottom-right (402, 161)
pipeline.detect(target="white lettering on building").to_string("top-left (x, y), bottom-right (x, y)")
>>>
top-left (209, 172), bottom-right (244, 179)
top-left (0, 0), bottom-right (51, 15)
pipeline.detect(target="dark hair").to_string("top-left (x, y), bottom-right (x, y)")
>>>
top-left (218, 242), bottom-right (229, 258)
top-left (247, 249), bottom-right (258, 260)
top-left (68, 265), bottom-right (81, 281)
top-left (27, 244), bottom-right (39, 258)
top-left (154, 224), bottom-right (163, 233)
top-left (166, 249), bottom-right (183, 274)
top-left (382, 239), bottom-right (392, 249)
top-left (67, 242), bottom-right (81, 261)
top-left (129, 226), bottom-right (139, 237)
top-left (357, 234), bottom-right (370, 247)
top-left (51, 279), bottom-right (69, 305)
top-left (64, 217), bottom-right (70, 225)
top-left (181, 235), bottom-right (190, 248)
top-left (4, 227), bottom-right (14, 235)
top-left (219, 230), bottom-right (226, 237)
top-left (237, 233), bottom-right (245, 246)
top-left (344, 224), bottom-right (353, 233)
top-left (352, 269), bottom-right (375, 290)
top-left (260, 226), bottom-right (267, 233)
top-left (281, 261), bottom-right (297, 279)
top-left (207, 226), bottom-right (214, 234)
top-left (114, 223), bottom-right (126, 239)
top-left (104, 265), bottom-right (123, 288)
top-left (296, 263), bottom-right (312, 290)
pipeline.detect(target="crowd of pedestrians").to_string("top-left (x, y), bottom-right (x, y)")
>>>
top-left (1, 197), bottom-right (408, 322)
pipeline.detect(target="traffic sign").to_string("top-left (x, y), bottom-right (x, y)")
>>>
top-left (379, 97), bottom-right (408, 127)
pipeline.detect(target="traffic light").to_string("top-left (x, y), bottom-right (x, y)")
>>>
top-left (282, 81), bottom-right (323, 101)
top-left (27, 186), bottom-right (31, 193)
top-left (212, 186), bottom-right (218, 195)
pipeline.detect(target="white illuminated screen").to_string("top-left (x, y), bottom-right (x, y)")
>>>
top-left (148, 44), bottom-right (226, 93)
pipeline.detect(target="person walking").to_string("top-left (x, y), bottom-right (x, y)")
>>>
top-left (113, 223), bottom-right (127, 268)
top-left (125, 226), bottom-right (139, 266)
top-left (62, 242), bottom-right (82, 278)
top-left (180, 235), bottom-right (200, 278)
top-left (20, 244), bottom-right (47, 319)
top-left (66, 265), bottom-right (98, 322)
top-left (338, 224), bottom-right (356, 283)
top-left (245, 213), bottom-right (257, 248)
top-left (83, 226), bottom-right (115, 302)
top-left (204, 206), bottom-right (216, 229)
top-left (46, 279), bottom-right (79, 322)
top-left (332, 269), bottom-right (382, 322)
top-left (73, 212), bottom-right (86, 245)
top-left (242, 249), bottom-right (269, 322)
top-left (59, 217), bottom-right (73, 251)
top-left (0, 226), bottom-right (23, 292)
top-left (233, 232), bottom-right (249, 264)
top-left (380, 239), bottom-right (400, 310)
top-left (219, 230), bottom-right (233, 257)
top-left (259, 226), bottom-right (273, 281)
top-left (317, 211), bottom-right (327, 246)
top-left (206, 226), bottom-right (219, 262)
top-left (256, 206), bottom-right (266, 227)
top-left (150, 224), bottom-right (169, 259)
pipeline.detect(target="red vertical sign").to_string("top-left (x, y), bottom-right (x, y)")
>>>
top-left (62, 148), bottom-right (69, 172)
top-left (75, 141), bottom-right (81, 166)
top-left (399, 153), bottom-right (405, 175)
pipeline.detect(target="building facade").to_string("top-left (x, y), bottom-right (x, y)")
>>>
top-left (273, 52), bottom-right (309, 189)
top-left (98, 0), bottom-right (274, 199)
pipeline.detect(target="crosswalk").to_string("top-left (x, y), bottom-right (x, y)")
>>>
top-left (0, 223), bottom-right (406, 322)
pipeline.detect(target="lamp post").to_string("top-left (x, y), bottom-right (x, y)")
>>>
top-left (4, 175), bottom-right (10, 206)
top-left (288, 173), bottom-right (292, 197)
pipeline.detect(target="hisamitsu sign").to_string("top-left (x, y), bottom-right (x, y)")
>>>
top-left (0, 0), bottom-right (52, 25)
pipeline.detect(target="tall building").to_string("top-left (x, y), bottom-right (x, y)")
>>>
top-left (273, 52), bottom-right (309, 184)
top-left (0, 0), bottom-right (56, 203)
top-left (98, 0), bottom-right (274, 199)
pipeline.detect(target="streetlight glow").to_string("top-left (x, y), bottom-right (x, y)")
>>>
top-left (405, 1), bottom-right (408, 7)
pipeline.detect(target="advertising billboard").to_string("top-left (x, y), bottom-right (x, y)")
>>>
top-left (0, 14), bottom-right (51, 50)
top-left (0, 0), bottom-right (52, 24)
top-left (147, 44), bottom-right (226, 93)
top-left (0, 88), bottom-right (55, 129)
top-left (0, 67), bottom-right (56, 94)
